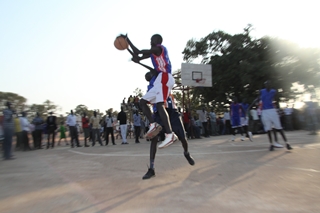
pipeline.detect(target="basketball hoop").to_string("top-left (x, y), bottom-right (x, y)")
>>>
top-left (195, 78), bottom-right (206, 84)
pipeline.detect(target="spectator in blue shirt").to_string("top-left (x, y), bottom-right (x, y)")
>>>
top-left (133, 111), bottom-right (141, 143)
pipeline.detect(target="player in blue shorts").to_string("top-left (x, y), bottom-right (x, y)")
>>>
top-left (121, 34), bottom-right (177, 149)
top-left (252, 81), bottom-right (292, 151)
top-left (230, 97), bottom-right (245, 141)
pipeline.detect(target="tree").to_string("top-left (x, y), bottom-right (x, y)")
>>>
top-left (0, 91), bottom-right (27, 112)
top-left (133, 88), bottom-right (144, 98)
top-left (43, 100), bottom-right (57, 115)
top-left (74, 104), bottom-right (90, 116)
top-left (182, 24), bottom-right (320, 109)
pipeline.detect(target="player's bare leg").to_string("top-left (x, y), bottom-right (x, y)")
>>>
top-left (272, 128), bottom-right (283, 148)
top-left (277, 129), bottom-right (292, 150)
top-left (267, 131), bottom-right (274, 151)
top-left (142, 137), bottom-right (157, 180)
top-left (157, 102), bottom-right (177, 149)
top-left (140, 99), bottom-right (162, 139)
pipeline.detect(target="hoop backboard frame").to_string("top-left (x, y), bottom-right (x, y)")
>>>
top-left (181, 63), bottom-right (212, 87)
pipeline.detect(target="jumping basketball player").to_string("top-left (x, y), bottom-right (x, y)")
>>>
top-left (121, 34), bottom-right (177, 149)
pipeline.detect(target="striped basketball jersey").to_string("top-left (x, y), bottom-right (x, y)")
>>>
top-left (151, 45), bottom-right (172, 74)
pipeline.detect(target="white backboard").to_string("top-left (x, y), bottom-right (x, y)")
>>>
top-left (181, 63), bottom-right (212, 87)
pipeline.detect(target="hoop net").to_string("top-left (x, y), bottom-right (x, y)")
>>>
top-left (195, 78), bottom-right (206, 84)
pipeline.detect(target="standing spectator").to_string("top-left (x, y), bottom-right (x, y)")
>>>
top-left (14, 114), bottom-right (22, 150)
top-left (284, 105), bottom-right (293, 131)
top-left (223, 109), bottom-right (231, 135)
top-left (305, 100), bottom-right (318, 135)
top-left (32, 112), bottom-right (44, 149)
top-left (117, 107), bottom-right (128, 144)
top-left (66, 110), bottom-right (81, 148)
top-left (81, 112), bottom-right (90, 147)
top-left (190, 116), bottom-right (201, 139)
top-left (250, 107), bottom-right (259, 134)
top-left (20, 111), bottom-right (31, 151)
top-left (134, 96), bottom-right (140, 110)
top-left (58, 121), bottom-right (68, 146)
top-left (133, 111), bottom-right (141, 143)
top-left (46, 112), bottom-right (57, 149)
top-left (196, 107), bottom-right (209, 137)
top-left (140, 116), bottom-right (146, 139)
top-left (90, 111), bottom-right (103, 146)
top-left (105, 111), bottom-right (116, 145)
top-left (195, 116), bottom-right (203, 137)
top-left (209, 109), bottom-right (218, 136)
top-left (2, 102), bottom-right (15, 160)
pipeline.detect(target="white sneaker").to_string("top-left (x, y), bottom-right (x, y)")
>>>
top-left (241, 137), bottom-right (245, 141)
top-left (231, 136), bottom-right (235, 142)
top-left (158, 133), bottom-right (178, 149)
top-left (273, 142), bottom-right (283, 148)
top-left (145, 122), bottom-right (162, 139)
top-left (248, 131), bottom-right (253, 142)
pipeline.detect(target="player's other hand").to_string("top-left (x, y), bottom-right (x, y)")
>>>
top-left (132, 57), bottom-right (140, 63)
top-left (119, 34), bottom-right (127, 39)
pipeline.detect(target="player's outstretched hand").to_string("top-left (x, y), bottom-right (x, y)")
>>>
top-left (119, 34), bottom-right (128, 39)
top-left (132, 57), bottom-right (140, 63)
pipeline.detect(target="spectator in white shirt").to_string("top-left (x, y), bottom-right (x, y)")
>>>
top-left (66, 110), bottom-right (81, 148)
top-left (20, 112), bottom-right (31, 151)
top-left (223, 109), bottom-right (231, 135)
top-left (196, 107), bottom-right (209, 137)
top-left (284, 105), bottom-right (293, 131)
top-left (250, 107), bottom-right (259, 134)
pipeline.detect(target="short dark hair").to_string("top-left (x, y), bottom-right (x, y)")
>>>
top-left (152, 34), bottom-right (162, 44)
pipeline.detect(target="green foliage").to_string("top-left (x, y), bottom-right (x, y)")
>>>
top-left (0, 92), bottom-right (27, 112)
top-left (182, 25), bottom-right (320, 110)
top-left (133, 88), bottom-right (143, 98)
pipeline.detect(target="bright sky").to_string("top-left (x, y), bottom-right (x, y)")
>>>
top-left (1, 0), bottom-right (319, 115)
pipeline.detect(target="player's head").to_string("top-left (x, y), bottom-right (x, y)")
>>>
top-left (108, 111), bottom-right (112, 117)
top-left (6, 101), bottom-right (12, 108)
top-left (233, 97), bottom-right (238, 103)
top-left (83, 112), bottom-right (86, 117)
top-left (93, 111), bottom-right (97, 117)
top-left (151, 34), bottom-right (162, 46)
top-left (264, 80), bottom-right (271, 89)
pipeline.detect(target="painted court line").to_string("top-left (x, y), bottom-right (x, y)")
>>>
top-left (68, 148), bottom-right (268, 157)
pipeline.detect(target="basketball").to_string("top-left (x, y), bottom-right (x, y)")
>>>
top-left (114, 36), bottom-right (128, 50)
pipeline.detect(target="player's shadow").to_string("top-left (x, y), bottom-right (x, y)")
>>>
top-left (70, 181), bottom-right (178, 213)
top-left (153, 150), bottom-right (288, 209)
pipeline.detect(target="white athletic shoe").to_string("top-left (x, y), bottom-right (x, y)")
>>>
top-left (241, 136), bottom-right (245, 141)
top-left (145, 122), bottom-right (162, 139)
top-left (273, 142), bottom-right (284, 148)
top-left (231, 136), bottom-right (235, 142)
top-left (158, 133), bottom-right (178, 149)
top-left (248, 131), bottom-right (253, 142)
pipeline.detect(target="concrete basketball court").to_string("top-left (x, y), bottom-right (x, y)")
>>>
top-left (0, 130), bottom-right (319, 213)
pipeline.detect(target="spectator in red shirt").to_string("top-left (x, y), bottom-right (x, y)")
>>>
top-left (82, 113), bottom-right (90, 147)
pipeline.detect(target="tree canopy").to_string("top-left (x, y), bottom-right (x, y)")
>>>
top-left (182, 25), bottom-right (320, 109)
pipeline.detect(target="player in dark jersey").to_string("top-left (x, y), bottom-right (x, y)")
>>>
top-left (141, 70), bottom-right (195, 179)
